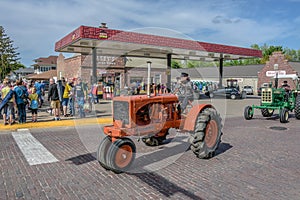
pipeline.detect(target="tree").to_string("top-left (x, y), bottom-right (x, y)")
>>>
top-left (171, 60), bottom-right (182, 68)
top-left (261, 45), bottom-right (284, 63)
top-left (0, 26), bottom-right (24, 80)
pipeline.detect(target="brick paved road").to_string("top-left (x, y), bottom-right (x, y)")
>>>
top-left (0, 97), bottom-right (300, 199)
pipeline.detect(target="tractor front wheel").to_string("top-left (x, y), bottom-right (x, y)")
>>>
top-left (244, 106), bottom-right (253, 120)
top-left (189, 107), bottom-right (222, 159)
top-left (106, 138), bottom-right (136, 173)
top-left (261, 108), bottom-right (274, 117)
top-left (295, 95), bottom-right (300, 119)
top-left (97, 136), bottom-right (112, 170)
top-left (279, 108), bottom-right (289, 123)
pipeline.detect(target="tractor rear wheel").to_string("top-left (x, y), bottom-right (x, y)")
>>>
top-left (261, 108), bottom-right (274, 117)
top-left (189, 107), bottom-right (222, 159)
top-left (106, 138), bottom-right (136, 173)
top-left (97, 136), bottom-right (112, 170)
top-left (295, 95), bottom-right (300, 119)
top-left (279, 108), bottom-right (289, 123)
top-left (244, 106), bottom-right (253, 120)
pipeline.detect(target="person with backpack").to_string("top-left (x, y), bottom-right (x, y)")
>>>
top-left (28, 87), bottom-right (39, 122)
top-left (14, 79), bottom-right (28, 124)
top-left (34, 80), bottom-right (45, 107)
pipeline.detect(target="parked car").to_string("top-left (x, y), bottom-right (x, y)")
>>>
top-left (257, 87), bottom-right (267, 96)
top-left (207, 87), bottom-right (243, 100)
top-left (243, 85), bottom-right (254, 95)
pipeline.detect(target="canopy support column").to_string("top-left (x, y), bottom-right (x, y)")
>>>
top-left (167, 53), bottom-right (172, 91)
top-left (92, 47), bottom-right (97, 84)
top-left (219, 57), bottom-right (224, 88)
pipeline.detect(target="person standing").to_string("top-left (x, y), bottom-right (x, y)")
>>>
top-left (62, 78), bottom-right (73, 117)
top-left (1, 81), bottom-right (14, 125)
top-left (48, 78), bottom-right (61, 121)
top-left (74, 77), bottom-right (87, 118)
top-left (28, 87), bottom-right (39, 122)
top-left (34, 80), bottom-right (45, 107)
top-left (14, 79), bottom-right (28, 124)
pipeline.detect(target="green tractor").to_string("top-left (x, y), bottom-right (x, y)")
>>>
top-left (244, 74), bottom-right (300, 123)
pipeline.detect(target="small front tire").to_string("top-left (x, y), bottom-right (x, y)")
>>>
top-left (106, 138), bottom-right (136, 173)
top-left (97, 136), bottom-right (112, 170)
top-left (244, 106), bottom-right (253, 120)
top-left (279, 108), bottom-right (289, 123)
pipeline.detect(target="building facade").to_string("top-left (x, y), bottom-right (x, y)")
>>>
top-left (56, 53), bottom-right (168, 90)
top-left (32, 56), bottom-right (58, 74)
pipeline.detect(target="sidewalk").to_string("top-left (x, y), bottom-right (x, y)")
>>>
top-left (0, 100), bottom-right (113, 131)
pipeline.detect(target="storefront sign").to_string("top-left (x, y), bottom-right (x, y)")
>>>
top-left (266, 70), bottom-right (286, 77)
top-left (99, 30), bottom-right (108, 39)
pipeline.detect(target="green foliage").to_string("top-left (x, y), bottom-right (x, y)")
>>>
top-left (171, 60), bottom-right (182, 68)
top-left (0, 26), bottom-right (24, 80)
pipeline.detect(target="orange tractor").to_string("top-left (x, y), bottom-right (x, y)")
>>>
top-left (97, 92), bottom-right (223, 173)
top-left (97, 61), bottom-right (222, 173)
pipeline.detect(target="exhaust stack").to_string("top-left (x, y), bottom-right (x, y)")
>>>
top-left (147, 61), bottom-right (152, 97)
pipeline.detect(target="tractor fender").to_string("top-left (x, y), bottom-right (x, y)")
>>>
top-left (183, 104), bottom-right (213, 131)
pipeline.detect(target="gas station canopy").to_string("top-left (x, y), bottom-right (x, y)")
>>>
top-left (55, 25), bottom-right (262, 86)
top-left (55, 25), bottom-right (262, 61)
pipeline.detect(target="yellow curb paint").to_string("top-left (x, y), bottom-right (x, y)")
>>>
top-left (0, 118), bottom-right (113, 131)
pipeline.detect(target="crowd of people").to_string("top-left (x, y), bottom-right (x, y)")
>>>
top-left (0, 76), bottom-right (103, 125)
top-left (0, 78), bottom-right (45, 125)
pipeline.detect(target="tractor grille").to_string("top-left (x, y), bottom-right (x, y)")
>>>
top-left (113, 101), bottom-right (129, 125)
top-left (261, 88), bottom-right (272, 103)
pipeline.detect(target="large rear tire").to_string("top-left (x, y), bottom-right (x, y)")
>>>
top-left (261, 108), bottom-right (274, 117)
top-left (295, 95), bottom-right (300, 119)
top-left (106, 138), bottom-right (136, 173)
top-left (189, 107), bottom-right (222, 159)
top-left (97, 136), bottom-right (112, 170)
top-left (279, 108), bottom-right (289, 123)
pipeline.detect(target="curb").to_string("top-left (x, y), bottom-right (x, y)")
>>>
top-left (0, 117), bottom-right (113, 131)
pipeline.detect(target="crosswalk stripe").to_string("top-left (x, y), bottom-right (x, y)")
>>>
top-left (12, 129), bottom-right (58, 165)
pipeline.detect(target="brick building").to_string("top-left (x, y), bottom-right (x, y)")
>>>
top-left (258, 51), bottom-right (298, 89)
top-left (56, 53), bottom-right (168, 88)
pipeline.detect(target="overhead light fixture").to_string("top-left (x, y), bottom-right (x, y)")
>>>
top-left (80, 41), bottom-right (89, 46)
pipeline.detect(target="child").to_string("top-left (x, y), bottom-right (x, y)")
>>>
top-left (28, 87), bottom-right (39, 122)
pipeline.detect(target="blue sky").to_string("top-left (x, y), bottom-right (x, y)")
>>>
top-left (1, 0), bottom-right (300, 67)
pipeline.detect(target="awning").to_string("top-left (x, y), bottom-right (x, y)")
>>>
top-left (55, 26), bottom-right (262, 61)
top-left (26, 70), bottom-right (57, 80)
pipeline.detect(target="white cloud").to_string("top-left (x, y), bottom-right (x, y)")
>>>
top-left (0, 0), bottom-right (299, 66)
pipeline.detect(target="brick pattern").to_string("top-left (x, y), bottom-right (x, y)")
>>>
top-left (55, 26), bottom-right (262, 58)
top-left (1, 113), bottom-right (300, 199)
top-left (258, 51), bottom-right (298, 89)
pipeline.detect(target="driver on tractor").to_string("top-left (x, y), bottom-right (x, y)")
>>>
top-left (281, 80), bottom-right (291, 92)
top-left (173, 72), bottom-right (194, 113)
top-left (281, 80), bottom-right (291, 101)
